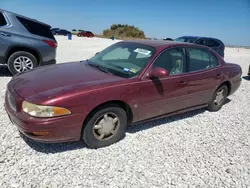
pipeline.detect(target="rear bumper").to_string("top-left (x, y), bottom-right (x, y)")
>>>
top-left (40, 59), bottom-right (56, 66)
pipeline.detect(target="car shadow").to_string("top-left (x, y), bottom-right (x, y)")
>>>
top-left (0, 65), bottom-right (12, 77)
top-left (127, 99), bottom-right (232, 134)
top-left (22, 136), bottom-right (88, 154)
top-left (224, 98), bottom-right (231, 105)
top-left (242, 76), bottom-right (250, 81)
top-left (23, 108), bottom-right (207, 153)
top-left (23, 100), bottom-right (232, 153)
top-left (127, 108), bottom-right (206, 134)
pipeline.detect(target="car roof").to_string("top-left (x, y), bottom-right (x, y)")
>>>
top-left (180, 35), bottom-right (222, 41)
top-left (0, 8), bottom-right (51, 27)
top-left (179, 36), bottom-right (201, 38)
top-left (122, 39), bottom-right (198, 48)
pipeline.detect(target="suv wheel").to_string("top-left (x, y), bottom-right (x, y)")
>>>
top-left (7, 51), bottom-right (38, 75)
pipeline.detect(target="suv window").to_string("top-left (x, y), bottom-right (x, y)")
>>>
top-left (207, 39), bottom-right (220, 47)
top-left (187, 48), bottom-right (219, 72)
top-left (0, 12), bottom-right (7, 26)
top-left (196, 38), bottom-right (207, 45)
top-left (16, 16), bottom-right (55, 39)
top-left (152, 48), bottom-right (185, 75)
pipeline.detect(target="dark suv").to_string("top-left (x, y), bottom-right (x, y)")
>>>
top-left (175, 36), bottom-right (225, 57)
top-left (51, 28), bottom-right (71, 36)
top-left (0, 9), bottom-right (57, 75)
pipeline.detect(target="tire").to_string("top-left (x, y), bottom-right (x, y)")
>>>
top-left (207, 85), bottom-right (228, 112)
top-left (83, 104), bottom-right (127, 148)
top-left (7, 51), bottom-right (38, 75)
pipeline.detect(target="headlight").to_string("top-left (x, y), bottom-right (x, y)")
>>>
top-left (22, 101), bottom-right (71, 118)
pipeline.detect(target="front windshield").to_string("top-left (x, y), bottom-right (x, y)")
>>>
top-left (88, 42), bottom-right (156, 78)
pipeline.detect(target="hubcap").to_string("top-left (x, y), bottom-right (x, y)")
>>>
top-left (93, 113), bottom-right (120, 140)
top-left (214, 89), bottom-right (224, 105)
top-left (14, 56), bottom-right (33, 72)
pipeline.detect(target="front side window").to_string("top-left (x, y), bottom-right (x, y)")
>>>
top-left (88, 42), bottom-right (156, 78)
top-left (0, 12), bottom-right (7, 26)
top-left (152, 48), bottom-right (185, 75)
top-left (187, 48), bottom-right (220, 72)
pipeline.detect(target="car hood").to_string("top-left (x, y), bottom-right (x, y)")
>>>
top-left (10, 61), bottom-right (125, 103)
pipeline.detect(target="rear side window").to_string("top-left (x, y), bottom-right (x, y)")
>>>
top-left (207, 39), bottom-right (220, 47)
top-left (209, 52), bottom-right (220, 67)
top-left (196, 38), bottom-right (207, 45)
top-left (16, 16), bottom-right (55, 39)
top-left (0, 12), bottom-right (7, 26)
top-left (187, 48), bottom-right (219, 72)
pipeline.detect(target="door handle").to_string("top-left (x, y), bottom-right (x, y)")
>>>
top-left (180, 80), bottom-right (187, 84)
top-left (0, 32), bottom-right (11, 37)
top-left (216, 73), bottom-right (221, 77)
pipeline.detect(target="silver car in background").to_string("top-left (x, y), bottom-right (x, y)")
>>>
top-left (0, 9), bottom-right (57, 75)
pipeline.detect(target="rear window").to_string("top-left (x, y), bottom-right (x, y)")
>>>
top-left (16, 16), bottom-right (55, 39)
top-left (0, 12), bottom-right (7, 26)
top-left (207, 39), bottom-right (221, 47)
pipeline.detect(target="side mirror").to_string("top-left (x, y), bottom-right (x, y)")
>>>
top-left (95, 52), bottom-right (99, 55)
top-left (146, 67), bottom-right (169, 79)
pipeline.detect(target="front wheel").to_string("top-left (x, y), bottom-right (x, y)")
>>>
top-left (82, 105), bottom-right (127, 148)
top-left (207, 85), bottom-right (228, 112)
top-left (7, 51), bottom-right (38, 75)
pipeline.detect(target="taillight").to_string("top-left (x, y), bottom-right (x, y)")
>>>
top-left (221, 45), bottom-right (225, 51)
top-left (43, 40), bottom-right (57, 48)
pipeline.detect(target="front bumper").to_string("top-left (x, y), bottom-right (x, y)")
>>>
top-left (4, 88), bottom-right (84, 143)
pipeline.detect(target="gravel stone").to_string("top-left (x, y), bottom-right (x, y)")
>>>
top-left (0, 36), bottom-right (250, 188)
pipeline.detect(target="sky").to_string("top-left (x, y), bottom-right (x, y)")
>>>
top-left (1, 0), bottom-right (250, 46)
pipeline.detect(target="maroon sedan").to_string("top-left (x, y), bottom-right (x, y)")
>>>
top-left (5, 40), bottom-right (242, 148)
top-left (77, 31), bottom-right (94, 38)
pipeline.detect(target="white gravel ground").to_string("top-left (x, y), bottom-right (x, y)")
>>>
top-left (0, 36), bottom-right (250, 188)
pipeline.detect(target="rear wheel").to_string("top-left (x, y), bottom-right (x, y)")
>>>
top-left (207, 85), bottom-right (228, 112)
top-left (7, 51), bottom-right (38, 75)
top-left (83, 105), bottom-right (127, 148)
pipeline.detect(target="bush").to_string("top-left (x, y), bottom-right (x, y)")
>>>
top-left (103, 24), bottom-right (146, 39)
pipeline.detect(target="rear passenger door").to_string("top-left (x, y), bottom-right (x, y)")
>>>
top-left (184, 47), bottom-right (223, 107)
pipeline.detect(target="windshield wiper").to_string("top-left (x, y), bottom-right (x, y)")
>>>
top-left (87, 61), bottom-right (112, 75)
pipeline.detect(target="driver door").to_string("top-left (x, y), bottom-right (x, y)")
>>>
top-left (135, 47), bottom-right (188, 121)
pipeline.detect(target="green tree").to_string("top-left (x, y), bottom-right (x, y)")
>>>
top-left (103, 24), bottom-right (146, 39)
